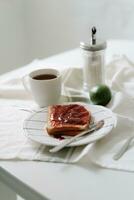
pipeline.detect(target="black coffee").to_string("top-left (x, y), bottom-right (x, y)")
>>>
top-left (33, 74), bottom-right (57, 80)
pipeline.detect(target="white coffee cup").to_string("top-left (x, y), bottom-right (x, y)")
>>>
top-left (23, 68), bottom-right (61, 107)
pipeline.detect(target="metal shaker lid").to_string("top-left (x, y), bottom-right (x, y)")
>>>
top-left (80, 27), bottom-right (107, 51)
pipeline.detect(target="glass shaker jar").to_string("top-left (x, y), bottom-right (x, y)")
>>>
top-left (80, 27), bottom-right (107, 92)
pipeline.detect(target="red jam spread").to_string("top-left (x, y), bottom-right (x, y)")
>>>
top-left (50, 104), bottom-right (90, 127)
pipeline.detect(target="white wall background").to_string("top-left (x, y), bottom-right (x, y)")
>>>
top-left (0, 0), bottom-right (134, 74)
top-left (0, 0), bottom-right (27, 74)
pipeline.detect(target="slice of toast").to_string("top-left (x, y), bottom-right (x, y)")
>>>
top-left (46, 104), bottom-right (91, 136)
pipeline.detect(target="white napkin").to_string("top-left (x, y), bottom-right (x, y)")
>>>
top-left (89, 55), bottom-right (134, 172)
top-left (0, 55), bottom-right (134, 169)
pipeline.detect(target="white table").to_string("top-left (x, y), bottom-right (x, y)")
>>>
top-left (0, 40), bottom-right (134, 200)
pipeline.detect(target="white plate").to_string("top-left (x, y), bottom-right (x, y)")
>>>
top-left (23, 103), bottom-right (117, 147)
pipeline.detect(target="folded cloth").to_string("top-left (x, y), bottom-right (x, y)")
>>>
top-left (0, 55), bottom-right (134, 168)
top-left (89, 55), bottom-right (134, 172)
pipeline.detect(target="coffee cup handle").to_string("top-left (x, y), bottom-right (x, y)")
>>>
top-left (22, 75), bottom-right (31, 92)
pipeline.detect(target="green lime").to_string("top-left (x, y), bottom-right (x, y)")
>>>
top-left (89, 84), bottom-right (112, 106)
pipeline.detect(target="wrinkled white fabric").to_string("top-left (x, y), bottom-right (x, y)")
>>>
top-left (0, 55), bottom-right (134, 170)
top-left (89, 55), bottom-right (134, 172)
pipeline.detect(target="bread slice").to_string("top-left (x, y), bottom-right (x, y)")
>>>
top-left (46, 104), bottom-right (91, 136)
